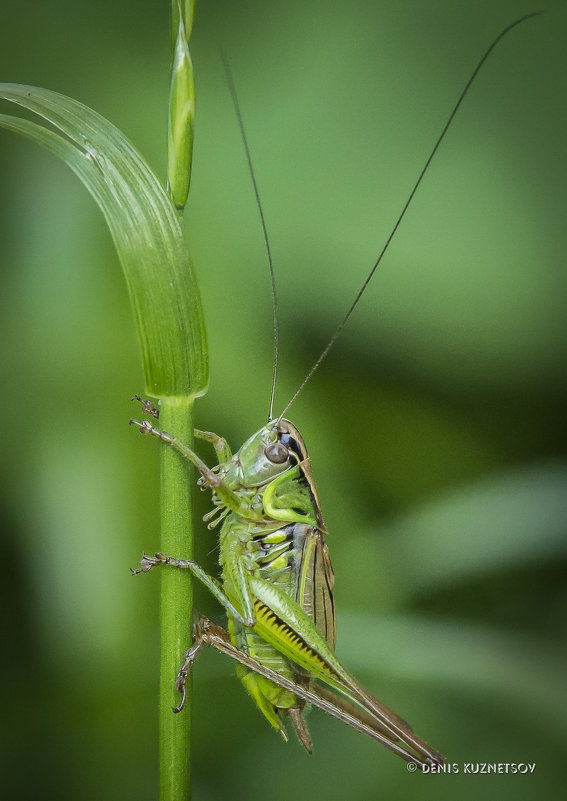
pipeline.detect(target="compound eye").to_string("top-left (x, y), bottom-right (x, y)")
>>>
top-left (264, 442), bottom-right (289, 464)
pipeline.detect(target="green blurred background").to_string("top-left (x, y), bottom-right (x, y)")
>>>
top-left (1, 1), bottom-right (566, 799)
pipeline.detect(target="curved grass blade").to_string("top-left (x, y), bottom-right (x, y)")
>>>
top-left (0, 83), bottom-right (208, 399)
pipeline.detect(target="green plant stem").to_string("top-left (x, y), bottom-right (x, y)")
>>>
top-left (159, 396), bottom-right (194, 801)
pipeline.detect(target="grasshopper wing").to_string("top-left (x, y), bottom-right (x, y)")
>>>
top-left (295, 525), bottom-right (337, 652)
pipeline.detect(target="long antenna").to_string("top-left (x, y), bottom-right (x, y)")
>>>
top-left (277, 11), bottom-right (542, 423)
top-left (221, 50), bottom-right (280, 422)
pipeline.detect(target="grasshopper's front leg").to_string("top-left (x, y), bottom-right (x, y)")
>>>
top-left (129, 415), bottom-right (251, 521)
top-left (194, 429), bottom-right (232, 463)
top-left (131, 396), bottom-right (232, 464)
top-left (129, 417), bottom-right (223, 488)
top-left (131, 395), bottom-right (159, 418)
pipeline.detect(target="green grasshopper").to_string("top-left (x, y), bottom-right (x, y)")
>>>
top-left (131, 14), bottom-right (539, 770)
top-left (132, 411), bottom-right (443, 766)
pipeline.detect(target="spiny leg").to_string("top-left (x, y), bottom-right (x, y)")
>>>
top-left (173, 616), bottom-right (300, 744)
top-left (172, 615), bottom-right (248, 713)
top-left (178, 614), bottom-right (440, 769)
top-left (249, 576), bottom-right (443, 766)
top-left (173, 633), bottom-right (207, 713)
top-left (131, 552), bottom-right (254, 627)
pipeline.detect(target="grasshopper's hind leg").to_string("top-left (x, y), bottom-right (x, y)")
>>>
top-left (185, 615), bottom-right (442, 769)
top-left (173, 614), bottom-right (238, 713)
top-left (176, 615), bottom-right (312, 750)
top-left (172, 619), bottom-right (208, 713)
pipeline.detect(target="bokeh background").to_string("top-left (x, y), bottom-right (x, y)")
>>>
top-left (1, 1), bottom-right (566, 800)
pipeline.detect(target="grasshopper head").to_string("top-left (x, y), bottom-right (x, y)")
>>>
top-left (236, 419), bottom-right (307, 487)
